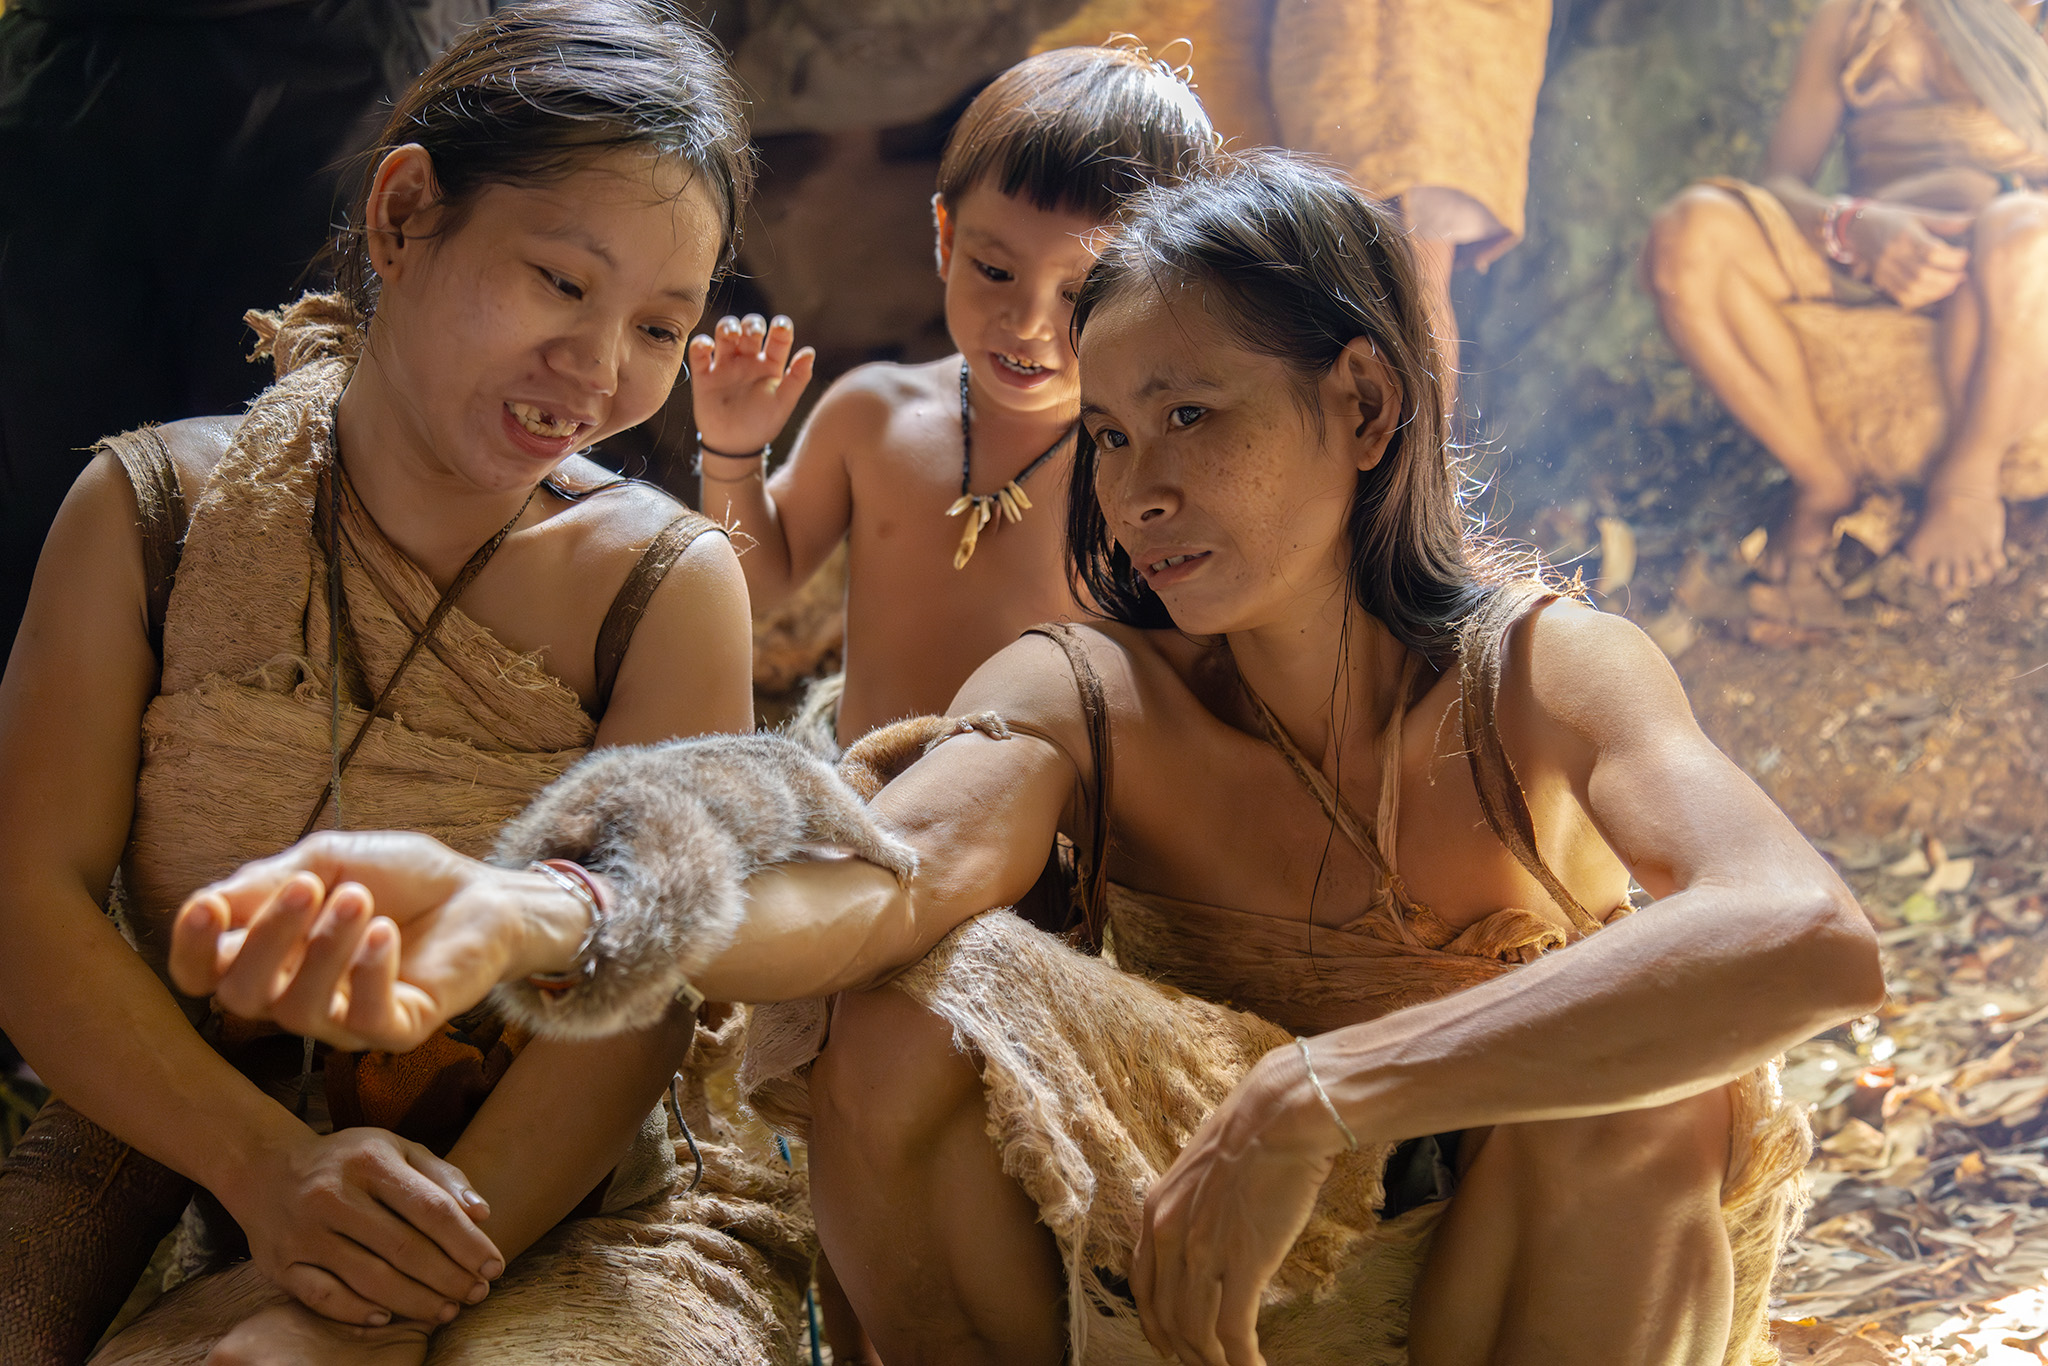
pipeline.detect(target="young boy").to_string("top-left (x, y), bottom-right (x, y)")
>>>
top-left (689, 45), bottom-right (1213, 745)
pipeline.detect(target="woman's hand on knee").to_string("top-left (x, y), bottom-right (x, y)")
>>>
top-left (169, 831), bottom-right (536, 1052)
top-left (1129, 1046), bottom-right (1345, 1366)
top-left (221, 1125), bottom-right (503, 1330)
top-left (205, 1298), bottom-right (433, 1366)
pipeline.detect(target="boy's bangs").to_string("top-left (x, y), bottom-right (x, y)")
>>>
top-left (937, 46), bottom-right (1215, 221)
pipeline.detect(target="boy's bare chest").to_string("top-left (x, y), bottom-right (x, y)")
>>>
top-left (847, 428), bottom-right (1074, 579)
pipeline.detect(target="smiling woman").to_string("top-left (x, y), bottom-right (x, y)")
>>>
top-left (0, 4), bottom-right (814, 1365)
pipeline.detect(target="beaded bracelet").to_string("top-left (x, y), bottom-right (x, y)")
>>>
top-left (1295, 1036), bottom-right (1360, 1152)
top-left (525, 858), bottom-right (608, 995)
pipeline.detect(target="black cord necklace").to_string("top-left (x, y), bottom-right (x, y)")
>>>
top-left (945, 360), bottom-right (1076, 569)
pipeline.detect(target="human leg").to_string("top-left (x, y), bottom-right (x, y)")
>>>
top-left (808, 986), bottom-right (1065, 1366)
top-left (0, 1099), bottom-right (196, 1364)
top-left (1647, 187), bottom-right (1857, 582)
top-left (1406, 1086), bottom-right (1736, 1366)
top-left (1907, 192), bottom-right (2048, 593)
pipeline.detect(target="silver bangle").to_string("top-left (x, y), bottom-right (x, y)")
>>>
top-left (1295, 1036), bottom-right (1360, 1152)
top-left (524, 859), bottom-right (605, 992)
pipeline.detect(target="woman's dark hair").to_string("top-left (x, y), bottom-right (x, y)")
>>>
top-left (1066, 150), bottom-right (1508, 665)
top-left (332, 0), bottom-right (755, 320)
top-left (936, 45), bottom-right (1216, 221)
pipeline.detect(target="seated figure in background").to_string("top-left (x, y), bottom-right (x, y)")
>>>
top-left (1648, 0), bottom-right (2048, 602)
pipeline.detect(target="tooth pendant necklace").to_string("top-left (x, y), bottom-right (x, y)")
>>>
top-left (947, 360), bottom-right (1076, 569)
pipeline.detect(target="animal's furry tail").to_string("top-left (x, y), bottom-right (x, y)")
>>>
top-left (785, 671), bottom-right (845, 761)
top-left (487, 746), bottom-right (746, 1040)
top-left (837, 711), bottom-right (1011, 801)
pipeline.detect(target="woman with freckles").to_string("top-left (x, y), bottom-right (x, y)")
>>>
top-left (174, 153), bottom-right (1883, 1365)
top-left (0, 4), bottom-right (812, 1363)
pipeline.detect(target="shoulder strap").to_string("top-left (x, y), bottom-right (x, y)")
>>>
top-left (1021, 622), bottom-right (1113, 947)
top-left (1457, 583), bottom-right (1606, 937)
top-left (105, 427), bottom-right (189, 661)
top-left (593, 511), bottom-right (721, 717)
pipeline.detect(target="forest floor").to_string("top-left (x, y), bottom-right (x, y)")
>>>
top-left (1540, 431), bottom-right (2048, 1361)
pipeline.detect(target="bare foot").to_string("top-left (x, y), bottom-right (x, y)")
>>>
top-left (1905, 488), bottom-right (2007, 596)
top-left (1760, 480), bottom-right (1855, 586)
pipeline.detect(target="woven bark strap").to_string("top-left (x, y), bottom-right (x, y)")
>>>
top-left (1022, 622), bottom-right (1114, 947)
top-left (105, 427), bottom-right (190, 662)
top-left (592, 512), bottom-right (721, 718)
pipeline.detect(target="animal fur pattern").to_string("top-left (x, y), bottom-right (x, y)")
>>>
top-left (490, 731), bottom-right (920, 1039)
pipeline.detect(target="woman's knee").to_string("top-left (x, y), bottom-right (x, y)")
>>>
top-left (811, 987), bottom-right (982, 1160)
top-left (1972, 192), bottom-right (2048, 282)
top-left (1484, 1087), bottom-right (1734, 1203)
top-left (1645, 185), bottom-right (1757, 300)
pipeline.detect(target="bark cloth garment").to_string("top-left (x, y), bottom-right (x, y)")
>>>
top-left (1033, 0), bottom-right (1551, 268)
top-left (743, 592), bottom-right (1813, 1365)
top-left (0, 293), bottom-right (813, 1365)
top-left (1701, 0), bottom-right (2048, 499)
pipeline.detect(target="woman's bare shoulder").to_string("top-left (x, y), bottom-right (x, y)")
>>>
top-left (949, 620), bottom-right (1196, 757)
top-left (545, 463), bottom-right (697, 552)
top-left (1502, 597), bottom-right (1706, 763)
top-left (140, 415), bottom-right (242, 499)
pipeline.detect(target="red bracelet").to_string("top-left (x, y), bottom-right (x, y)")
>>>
top-left (525, 858), bottom-right (609, 995)
top-left (1821, 196), bottom-right (1868, 267)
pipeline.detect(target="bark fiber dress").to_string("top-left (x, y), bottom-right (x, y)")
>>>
top-left (1701, 0), bottom-right (2048, 496)
top-left (0, 295), bottom-right (814, 1365)
top-left (746, 604), bottom-right (1813, 1366)
top-left (1034, 0), bottom-right (1552, 266)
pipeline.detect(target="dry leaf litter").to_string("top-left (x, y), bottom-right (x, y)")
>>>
top-left (1572, 480), bottom-right (2048, 1364)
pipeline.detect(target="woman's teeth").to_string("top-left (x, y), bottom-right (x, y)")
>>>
top-left (1149, 553), bottom-right (1200, 574)
top-left (509, 402), bottom-right (578, 438)
top-left (994, 352), bottom-right (1046, 376)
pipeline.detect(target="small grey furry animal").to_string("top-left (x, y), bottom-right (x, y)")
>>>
top-left (490, 732), bottom-right (919, 1039)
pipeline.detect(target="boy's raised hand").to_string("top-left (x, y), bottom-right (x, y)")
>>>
top-left (688, 313), bottom-right (817, 455)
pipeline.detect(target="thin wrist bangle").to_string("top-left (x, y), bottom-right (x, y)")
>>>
top-left (525, 858), bottom-right (608, 994)
top-left (696, 434), bottom-right (772, 460)
top-left (1295, 1036), bottom-right (1360, 1152)
top-left (693, 438), bottom-right (770, 481)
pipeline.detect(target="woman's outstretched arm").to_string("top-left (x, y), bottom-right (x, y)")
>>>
top-left (168, 632), bottom-right (1088, 1050)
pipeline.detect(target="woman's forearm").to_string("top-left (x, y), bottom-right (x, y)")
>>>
top-left (0, 879), bottom-right (304, 1195)
top-left (446, 1007), bottom-right (697, 1262)
top-left (1305, 879), bottom-right (1881, 1146)
top-left (1760, 173), bottom-right (1838, 253)
top-left (695, 858), bottom-right (925, 1002)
